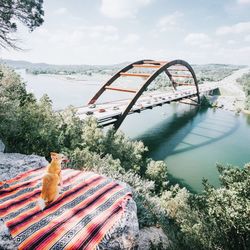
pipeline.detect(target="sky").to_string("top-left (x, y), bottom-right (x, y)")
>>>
top-left (1, 0), bottom-right (250, 65)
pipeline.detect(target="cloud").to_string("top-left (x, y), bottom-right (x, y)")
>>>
top-left (184, 33), bottom-right (213, 48)
top-left (54, 7), bottom-right (68, 15)
top-left (245, 34), bottom-right (250, 42)
top-left (227, 39), bottom-right (237, 45)
top-left (100, 0), bottom-right (153, 18)
top-left (214, 46), bottom-right (250, 65)
top-left (157, 11), bottom-right (183, 32)
top-left (87, 25), bottom-right (118, 38)
top-left (103, 34), bottom-right (119, 42)
top-left (32, 25), bottom-right (119, 48)
top-left (237, 0), bottom-right (250, 5)
top-left (123, 33), bottom-right (140, 44)
top-left (216, 22), bottom-right (250, 35)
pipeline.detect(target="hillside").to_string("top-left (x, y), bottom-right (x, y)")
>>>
top-left (0, 59), bottom-right (128, 75)
top-left (0, 59), bottom-right (245, 79)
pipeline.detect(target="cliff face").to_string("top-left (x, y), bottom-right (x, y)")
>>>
top-left (0, 151), bottom-right (140, 250)
top-left (0, 145), bottom-right (170, 250)
top-left (0, 152), bottom-right (48, 183)
top-left (0, 152), bottom-right (49, 250)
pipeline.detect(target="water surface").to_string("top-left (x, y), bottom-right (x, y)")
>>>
top-left (120, 105), bottom-right (250, 192)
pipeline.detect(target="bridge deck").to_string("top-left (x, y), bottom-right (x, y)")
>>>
top-left (76, 82), bottom-right (219, 127)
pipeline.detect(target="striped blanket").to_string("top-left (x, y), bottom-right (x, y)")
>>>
top-left (0, 167), bottom-right (131, 250)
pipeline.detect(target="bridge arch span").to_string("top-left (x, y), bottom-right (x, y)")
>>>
top-left (88, 59), bottom-right (200, 130)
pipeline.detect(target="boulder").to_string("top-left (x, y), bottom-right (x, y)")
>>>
top-left (97, 198), bottom-right (139, 250)
top-left (138, 227), bottom-right (170, 250)
top-left (0, 153), bottom-right (48, 182)
top-left (0, 153), bottom-right (48, 249)
top-left (0, 153), bottom-right (140, 250)
top-left (0, 220), bottom-right (14, 250)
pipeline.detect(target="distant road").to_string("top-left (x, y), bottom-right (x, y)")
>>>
top-left (212, 67), bottom-right (250, 111)
top-left (218, 67), bottom-right (250, 84)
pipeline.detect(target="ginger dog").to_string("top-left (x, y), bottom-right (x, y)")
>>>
top-left (37, 152), bottom-right (68, 210)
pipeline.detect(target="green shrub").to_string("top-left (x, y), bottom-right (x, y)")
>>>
top-left (176, 164), bottom-right (250, 250)
top-left (0, 65), bottom-right (86, 156)
top-left (146, 160), bottom-right (168, 192)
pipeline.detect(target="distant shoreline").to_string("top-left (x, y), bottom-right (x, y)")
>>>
top-left (210, 67), bottom-right (250, 113)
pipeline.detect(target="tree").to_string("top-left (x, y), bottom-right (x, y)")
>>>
top-left (0, 0), bottom-right (44, 49)
top-left (178, 164), bottom-right (250, 250)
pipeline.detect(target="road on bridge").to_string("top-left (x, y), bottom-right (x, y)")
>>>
top-left (76, 83), bottom-right (218, 127)
top-left (74, 61), bottom-right (249, 128)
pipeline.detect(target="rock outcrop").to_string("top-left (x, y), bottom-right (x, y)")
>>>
top-left (0, 152), bottom-right (140, 250)
top-left (138, 227), bottom-right (170, 249)
top-left (0, 221), bottom-right (14, 250)
top-left (0, 153), bottom-right (48, 250)
top-left (0, 153), bottom-right (48, 182)
top-left (97, 198), bottom-right (139, 249)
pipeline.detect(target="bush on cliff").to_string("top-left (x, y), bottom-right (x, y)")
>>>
top-left (174, 164), bottom-right (250, 250)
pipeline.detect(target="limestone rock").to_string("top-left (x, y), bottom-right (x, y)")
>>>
top-left (0, 153), bottom-right (140, 250)
top-left (0, 152), bottom-right (48, 182)
top-left (0, 152), bottom-right (48, 250)
top-left (138, 227), bottom-right (170, 250)
top-left (0, 220), bottom-right (14, 250)
top-left (97, 198), bottom-right (139, 250)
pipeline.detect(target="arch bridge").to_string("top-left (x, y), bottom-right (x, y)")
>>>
top-left (76, 59), bottom-right (218, 130)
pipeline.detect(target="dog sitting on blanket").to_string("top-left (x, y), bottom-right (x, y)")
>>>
top-left (37, 152), bottom-right (68, 210)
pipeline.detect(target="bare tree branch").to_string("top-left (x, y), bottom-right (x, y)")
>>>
top-left (0, 0), bottom-right (44, 49)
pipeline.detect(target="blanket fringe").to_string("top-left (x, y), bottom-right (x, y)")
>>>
top-left (96, 196), bottom-right (131, 250)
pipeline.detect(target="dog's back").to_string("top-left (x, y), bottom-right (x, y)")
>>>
top-left (41, 173), bottom-right (59, 204)
top-left (47, 162), bottom-right (61, 176)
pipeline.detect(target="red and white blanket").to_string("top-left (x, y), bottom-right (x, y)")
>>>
top-left (0, 167), bottom-right (131, 250)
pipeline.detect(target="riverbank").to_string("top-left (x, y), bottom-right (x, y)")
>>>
top-left (209, 67), bottom-right (250, 112)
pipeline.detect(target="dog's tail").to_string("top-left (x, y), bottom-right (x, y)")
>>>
top-left (37, 197), bottom-right (46, 210)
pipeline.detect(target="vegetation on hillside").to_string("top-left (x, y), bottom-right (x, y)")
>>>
top-left (175, 164), bottom-right (250, 250)
top-left (193, 64), bottom-right (244, 82)
top-left (0, 59), bottom-right (244, 86)
top-left (237, 72), bottom-right (250, 110)
top-left (0, 65), bottom-right (249, 250)
top-left (0, 59), bottom-right (124, 76)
